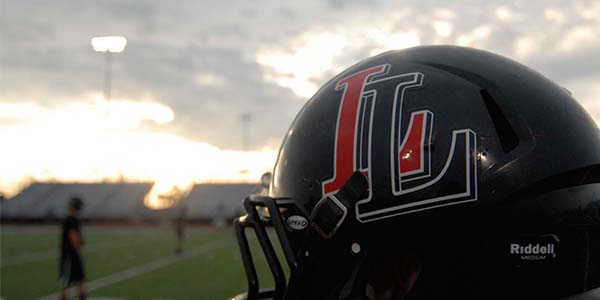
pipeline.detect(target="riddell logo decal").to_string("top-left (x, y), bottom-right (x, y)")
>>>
top-left (509, 235), bottom-right (559, 262)
top-left (510, 243), bottom-right (557, 260)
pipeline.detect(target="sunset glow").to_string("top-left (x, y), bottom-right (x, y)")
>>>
top-left (0, 94), bottom-right (277, 209)
top-left (3, 1), bottom-right (600, 211)
top-left (257, 33), bottom-right (348, 98)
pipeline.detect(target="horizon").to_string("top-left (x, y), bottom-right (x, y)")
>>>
top-left (2, 1), bottom-right (599, 208)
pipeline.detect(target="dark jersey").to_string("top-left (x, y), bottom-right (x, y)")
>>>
top-left (59, 215), bottom-right (85, 286)
top-left (61, 216), bottom-right (81, 256)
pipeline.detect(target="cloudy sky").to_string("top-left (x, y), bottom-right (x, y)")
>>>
top-left (1, 0), bottom-right (599, 206)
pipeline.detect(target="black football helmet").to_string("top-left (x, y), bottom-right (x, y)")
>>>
top-left (233, 46), bottom-right (600, 300)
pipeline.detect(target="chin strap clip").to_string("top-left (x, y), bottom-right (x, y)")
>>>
top-left (310, 171), bottom-right (369, 239)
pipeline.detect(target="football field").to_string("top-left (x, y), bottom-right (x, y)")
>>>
top-left (0, 225), bottom-right (275, 300)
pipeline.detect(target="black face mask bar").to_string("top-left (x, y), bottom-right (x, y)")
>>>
top-left (233, 172), bottom-right (370, 300)
top-left (234, 195), bottom-right (300, 300)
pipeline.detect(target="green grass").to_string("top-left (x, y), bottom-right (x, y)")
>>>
top-left (1, 224), bottom-right (279, 300)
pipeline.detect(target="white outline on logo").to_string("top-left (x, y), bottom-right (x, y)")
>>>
top-left (357, 129), bottom-right (477, 222)
top-left (321, 65), bottom-right (389, 196)
top-left (397, 110), bottom-right (433, 180)
top-left (323, 66), bottom-right (478, 223)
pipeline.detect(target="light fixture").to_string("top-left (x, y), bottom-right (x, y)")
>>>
top-left (91, 36), bottom-right (127, 53)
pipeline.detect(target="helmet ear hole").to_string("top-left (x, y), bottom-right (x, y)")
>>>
top-left (480, 89), bottom-right (519, 153)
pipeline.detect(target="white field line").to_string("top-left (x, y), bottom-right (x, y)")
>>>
top-left (1, 230), bottom-right (217, 267)
top-left (1, 239), bottom-right (151, 267)
top-left (36, 239), bottom-right (232, 300)
top-left (1, 226), bottom-right (212, 235)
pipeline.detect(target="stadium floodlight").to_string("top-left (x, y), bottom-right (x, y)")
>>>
top-left (91, 36), bottom-right (127, 53)
top-left (91, 36), bottom-right (127, 100)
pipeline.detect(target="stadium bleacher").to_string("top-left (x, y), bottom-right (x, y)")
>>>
top-left (1, 182), bottom-right (153, 221)
top-left (171, 183), bottom-right (258, 221)
top-left (1, 182), bottom-right (260, 222)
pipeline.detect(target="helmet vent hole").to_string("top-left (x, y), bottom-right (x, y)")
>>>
top-left (480, 89), bottom-right (519, 153)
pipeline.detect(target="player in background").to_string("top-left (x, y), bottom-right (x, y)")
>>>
top-left (173, 204), bottom-right (187, 255)
top-left (59, 197), bottom-right (86, 300)
top-left (174, 215), bottom-right (185, 255)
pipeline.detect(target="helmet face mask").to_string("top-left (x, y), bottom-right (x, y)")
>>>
top-left (233, 195), bottom-right (304, 300)
top-left (233, 46), bottom-right (600, 300)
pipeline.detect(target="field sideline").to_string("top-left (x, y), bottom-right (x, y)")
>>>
top-left (1, 225), bottom-right (276, 300)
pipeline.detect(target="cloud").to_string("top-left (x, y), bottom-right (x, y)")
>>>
top-left (557, 26), bottom-right (598, 52)
top-left (4, 0), bottom-right (598, 149)
top-left (368, 30), bottom-right (422, 55)
top-left (495, 6), bottom-right (523, 22)
top-left (432, 21), bottom-right (453, 38)
top-left (257, 33), bottom-right (348, 98)
top-left (544, 7), bottom-right (567, 24)
top-left (564, 75), bottom-right (600, 124)
top-left (0, 95), bottom-right (277, 202)
top-left (2, 0), bottom-right (600, 199)
top-left (195, 73), bottom-right (228, 87)
top-left (0, 95), bottom-right (173, 130)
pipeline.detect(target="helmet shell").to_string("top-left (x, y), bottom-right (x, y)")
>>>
top-left (271, 46), bottom-right (600, 224)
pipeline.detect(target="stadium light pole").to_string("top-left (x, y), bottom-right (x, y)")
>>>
top-left (238, 113), bottom-right (253, 177)
top-left (91, 36), bottom-right (127, 101)
top-left (240, 113), bottom-right (253, 151)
